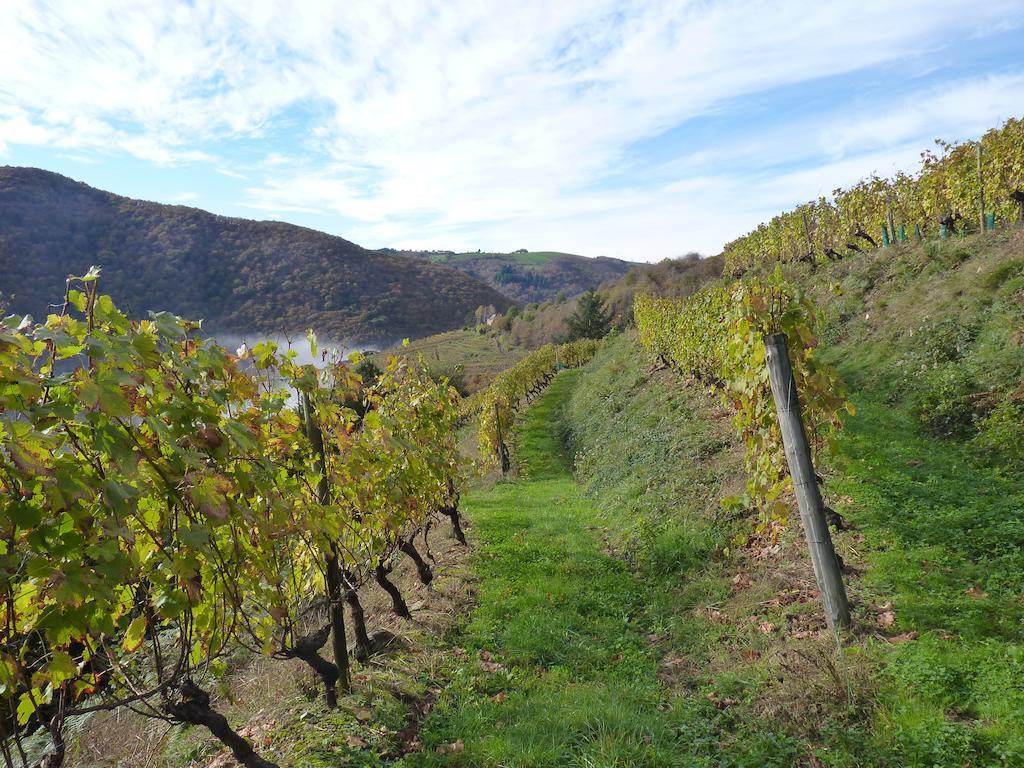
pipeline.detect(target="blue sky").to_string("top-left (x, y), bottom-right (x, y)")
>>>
top-left (1, 1), bottom-right (1023, 262)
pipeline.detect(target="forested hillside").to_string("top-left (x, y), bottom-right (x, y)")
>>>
top-left (387, 248), bottom-right (635, 303)
top-left (0, 167), bottom-right (512, 342)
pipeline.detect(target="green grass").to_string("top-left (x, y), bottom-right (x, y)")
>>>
top-left (421, 250), bottom-right (577, 266)
top-left (373, 329), bottom-right (523, 392)
top-left (408, 325), bottom-right (1024, 767)
top-left (509, 251), bottom-right (574, 266)
top-left (824, 396), bottom-right (1024, 766)
top-left (400, 360), bottom-right (811, 767)
top-left (402, 372), bottom-right (692, 766)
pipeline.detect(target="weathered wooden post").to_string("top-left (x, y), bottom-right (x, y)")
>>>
top-left (886, 193), bottom-right (897, 246)
top-left (494, 401), bottom-right (510, 475)
top-left (301, 392), bottom-right (351, 695)
top-left (763, 333), bottom-right (851, 632)
top-left (976, 142), bottom-right (986, 233)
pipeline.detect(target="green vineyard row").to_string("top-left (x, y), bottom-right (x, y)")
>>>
top-left (474, 339), bottom-right (601, 467)
top-left (724, 116), bottom-right (1024, 274)
top-left (634, 270), bottom-right (851, 534)
top-left (0, 271), bottom-right (461, 767)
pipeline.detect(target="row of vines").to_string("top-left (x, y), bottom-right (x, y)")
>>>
top-left (0, 271), bottom-right (463, 768)
top-left (634, 270), bottom-right (852, 534)
top-left (724, 116), bottom-right (1024, 274)
top-left (471, 339), bottom-right (601, 470)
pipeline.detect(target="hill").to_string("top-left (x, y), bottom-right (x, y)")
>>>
top-left (0, 167), bottom-right (513, 343)
top-left (383, 248), bottom-right (635, 303)
top-left (372, 253), bottom-right (723, 391)
top-left (370, 329), bottom-right (525, 394)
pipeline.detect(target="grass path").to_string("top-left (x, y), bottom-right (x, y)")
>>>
top-left (403, 371), bottom-right (703, 767)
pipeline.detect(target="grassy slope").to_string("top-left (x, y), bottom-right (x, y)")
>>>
top-left (801, 230), bottom-right (1024, 764)
top-left (370, 330), bottom-right (524, 393)
top-left (827, 399), bottom-right (1024, 764)
top-left (404, 349), bottom-right (820, 767)
top-left (405, 372), bottom-right (696, 766)
top-left (418, 284), bottom-right (1023, 768)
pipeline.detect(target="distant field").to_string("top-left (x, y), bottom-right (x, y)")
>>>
top-left (428, 250), bottom-right (578, 266)
top-left (508, 251), bottom-right (576, 265)
top-left (373, 328), bottom-right (523, 392)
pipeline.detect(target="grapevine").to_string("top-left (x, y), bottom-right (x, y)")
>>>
top-left (475, 340), bottom-right (601, 468)
top-left (0, 273), bottom-right (462, 768)
top-left (723, 116), bottom-right (1024, 274)
top-left (635, 269), bottom-right (851, 535)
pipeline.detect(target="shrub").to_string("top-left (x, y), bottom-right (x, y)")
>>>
top-left (973, 399), bottom-right (1024, 471)
top-left (912, 362), bottom-right (978, 438)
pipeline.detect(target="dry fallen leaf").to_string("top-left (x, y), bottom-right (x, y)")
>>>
top-left (436, 740), bottom-right (465, 755)
top-left (396, 730), bottom-right (421, 753)
top-left (878, 611), bottom-right (896, 627)
top-left (889, 631), bottom-right (918, 643)
top-left (732, 573), bottom-right (753, 590)
top-left (345, 734), bottom-right (368, 749)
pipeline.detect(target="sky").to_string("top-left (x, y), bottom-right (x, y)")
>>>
top-left (1, 1), bottom-right (1023, 262)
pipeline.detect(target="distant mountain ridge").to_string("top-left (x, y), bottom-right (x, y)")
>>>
top-left (383, 248), bottom-right (635, 303)
top-left (0, 167), bottom-right (512, 342)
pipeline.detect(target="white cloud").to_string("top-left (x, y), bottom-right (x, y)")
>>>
top-left (215, 167), bottom-right (248, 180)
top-left (1, 1), bottom-right (1022, 258)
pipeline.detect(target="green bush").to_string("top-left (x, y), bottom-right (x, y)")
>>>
top-left (912, 362), bottom-right (978, 438)
top-left (973, 400), bottom-right (1024, 472)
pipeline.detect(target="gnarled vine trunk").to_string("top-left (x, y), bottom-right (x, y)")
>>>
top-left (165, 683), bottom-right (279, 768)
top-left (282, 625), bottom-right (340, 708)
top-left (342, 572), bottom-right (372, 661)
top-left (442, 504), bottom-right (467, 545)
top-left (374, 563), bottom-right (411, 618)
top-left (399, 539), bottom-right (433, 585)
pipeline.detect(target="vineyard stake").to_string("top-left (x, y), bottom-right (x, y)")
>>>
top-left (976, 142), bottom-right (986, 233)
top-left (886, 193), bottom-right (896, 246)
top-left (494, 400), bottom-right (510, 475)
top-left (763, 333), bottom-right (851, 632)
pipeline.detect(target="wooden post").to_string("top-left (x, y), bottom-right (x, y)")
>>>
top-left (976, 142), bottom-right (986, 233)
top-left (886, 194), bottom-right (897, 247)
top-left (494, 401), bottom-right (510, 475)
top-left (763, 333), bottom-right (851, 632)
top-left (801, 210), bottom-right (814, 254)
top-left (301, 392), bottom-right (351, 694)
